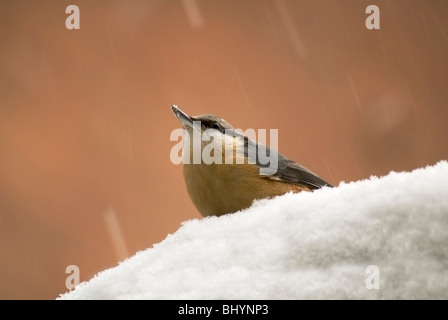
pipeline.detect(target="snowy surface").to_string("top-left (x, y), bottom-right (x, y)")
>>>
top-left (59, 161), bottom-right (448, 299)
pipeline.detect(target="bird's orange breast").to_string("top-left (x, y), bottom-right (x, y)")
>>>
top-left (183, 161), bottom-right (309, 217)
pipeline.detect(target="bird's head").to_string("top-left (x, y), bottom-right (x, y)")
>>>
top-left (171, 105), bottom-right (248, 165)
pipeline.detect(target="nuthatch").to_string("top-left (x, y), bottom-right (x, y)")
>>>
top-left (171, 105), bottom-right (332, 217)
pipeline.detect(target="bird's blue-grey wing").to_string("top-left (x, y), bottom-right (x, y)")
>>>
top-left (243, 135), bottom-right (332, 189)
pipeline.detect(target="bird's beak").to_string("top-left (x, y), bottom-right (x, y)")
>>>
top-left (171, 105), bottom-right (193, 129)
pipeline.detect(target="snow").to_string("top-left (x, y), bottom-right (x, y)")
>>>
top-left (59, 161), bottom-right (448, 299)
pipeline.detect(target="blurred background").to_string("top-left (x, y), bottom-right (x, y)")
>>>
top-left (0, 0), bottom-right (447, 299)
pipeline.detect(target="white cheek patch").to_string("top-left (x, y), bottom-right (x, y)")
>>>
top-left (201, 129), bottom-right (224, 164)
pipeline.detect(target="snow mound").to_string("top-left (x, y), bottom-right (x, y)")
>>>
top-left (59, 161), bottom-right (448, 299)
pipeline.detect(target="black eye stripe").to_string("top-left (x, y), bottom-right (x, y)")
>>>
top-left (196, 119), bottom-right (226, 133)
top-left (199, 120), bottom-right (213, 128)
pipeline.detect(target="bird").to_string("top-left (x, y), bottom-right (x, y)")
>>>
top-left (171, 105), bottom-right (332, 217)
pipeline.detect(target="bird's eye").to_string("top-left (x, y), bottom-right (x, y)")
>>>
top-left (212, 122), bottom-right (221, 131)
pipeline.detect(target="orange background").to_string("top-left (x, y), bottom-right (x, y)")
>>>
top-left (0, 0), bottom-right (447, 299)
